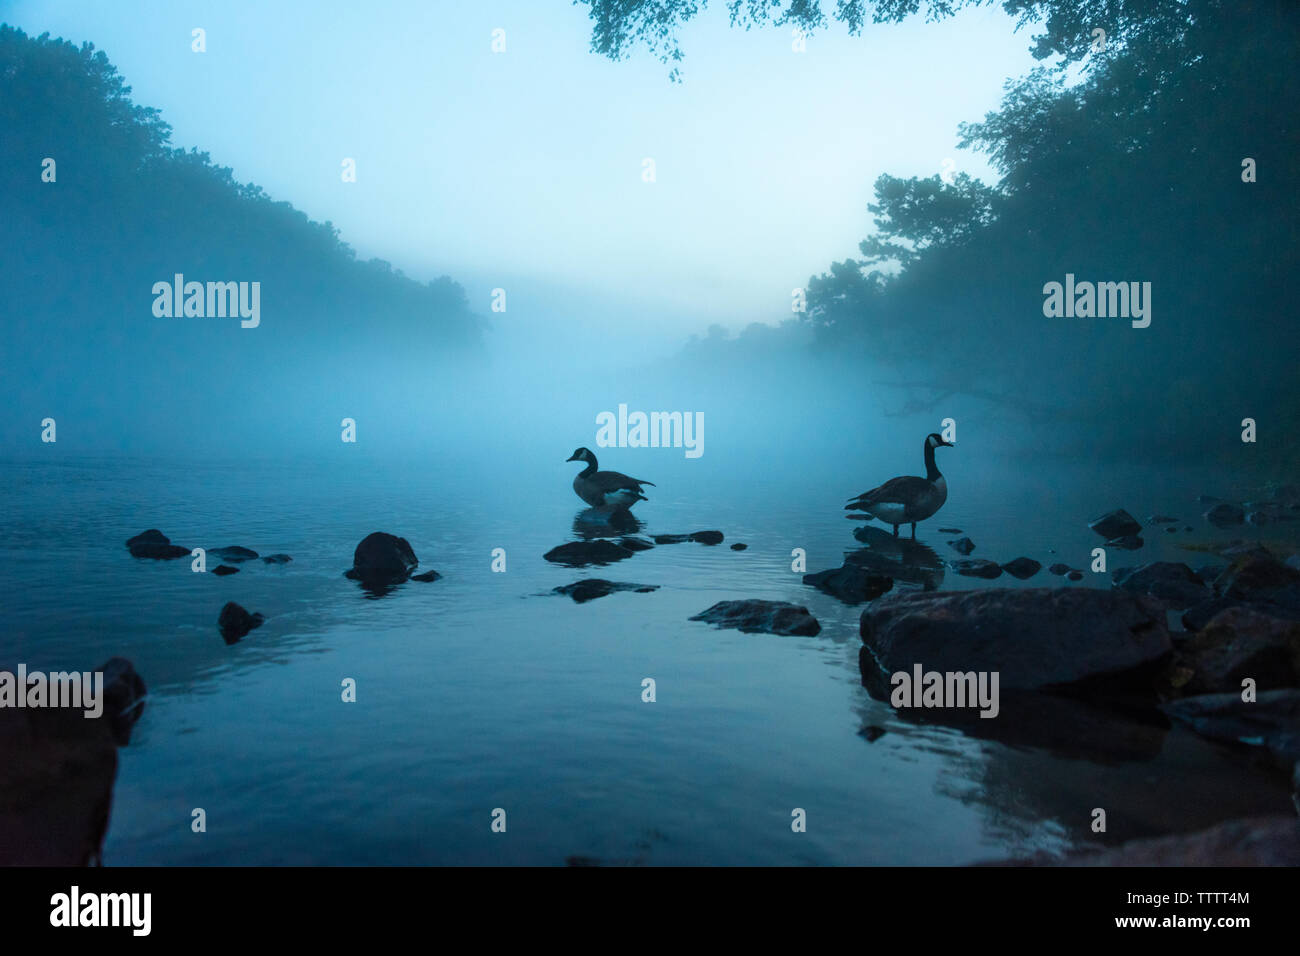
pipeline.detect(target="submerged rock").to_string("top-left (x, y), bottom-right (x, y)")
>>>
top-left (730, 543), bottom-right (748, 551)
top-left (218, 601), bottom-right (265, 644)
top-left (211, 565), bottom-right (239, 576)
top-left (554, 579), bottom-right (659, 604)
top-left (544, 540), bottom-right (634, 567)
top-left (618, 536), bottom-right (655, 552)
top-left (262, 553), bottom-right (292, 564)
top-left (652, 530), bottom-right (724, 545)
top-left (1000, 557), bottom-right (1042, 580)
top-left (1048, 563), bottom-right (1071, 576)
top-left (1163, 689), bottom-right (1300, 768)
top-left (949, 558), bottom-right (1002, 579)
top-left (947, 537), bottom-right (975, 555)
top-left (858, 725), bottom-right (887, 742)
top-left (1148, 515), bottom-right (1179, 524)
top-left (1112, 561), bottom-right (1208, 609)
top-left (803, 564), bottom-right (893, 605)
top-left (210, 546), bottom-right (258, 562)
top-left (938, 528), bottom-right (963, 534)
top-left (1205, 502), bottom-right (1245, 527)
top-left (125, 529), bottom-right (190, 559)
top-left (690, 600), bottom-right (821, 636)
top-left (1067, 570), bottom-right (1084, 581)
top-left (1089, 509), bottom-right (1141, 539)
top-left (1106, 534), bottom-right (1144, 551)
top-left (859, 588), bottom-right (1171, 690)
top-left (410, 570), bottom-right (441, 582)
top-left (345, 532), bottom-right (420, 583)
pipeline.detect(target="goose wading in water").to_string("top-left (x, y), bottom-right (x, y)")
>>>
top-left (566, 447), bottom-right (655, 511)
top-left (845, 433), bottom-right (953, 537)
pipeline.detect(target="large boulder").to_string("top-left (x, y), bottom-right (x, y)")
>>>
top-left (1161, 607), bottom-right (1300, 697)
top-left (1112, 562), bottom-right (1208, 609)
top-left (345, 532), bottom-right (419, 583)
top-left (125, 529), bottom-right (190, 560)
top-left (999, 557), bottom-right (1042, 580)
top-left (802, 564), bottom-right (893, 605)
top-left (859, 588), bottom-right (1171, 690)
top-left (0, 656), bottom-right (144, 865)
top-left (691, 600), bottom-right (821, 636)
top-left (1089, 509), bottom-right (1141, 539)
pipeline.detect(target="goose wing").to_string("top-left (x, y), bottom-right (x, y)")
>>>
top-left (845, 476), bottom-right (928, 510)
top-left (593, 470), bottom-right (655, 498)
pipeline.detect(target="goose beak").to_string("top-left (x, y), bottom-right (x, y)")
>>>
top-left (565, 454), bottom-right (579, 462)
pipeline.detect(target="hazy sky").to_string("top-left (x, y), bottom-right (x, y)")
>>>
top-left (7, 0), bottom-right (1041, 341)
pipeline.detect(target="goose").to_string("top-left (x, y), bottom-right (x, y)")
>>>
top-left (845, 433), bottom-right (953, 537)
top-left (566, 447), bottom-right (655, 511)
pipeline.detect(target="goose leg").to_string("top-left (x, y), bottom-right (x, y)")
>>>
top-left (910, 523), bottom-right (917, 538)
top-left (892, 524), bottom-right (899, 538)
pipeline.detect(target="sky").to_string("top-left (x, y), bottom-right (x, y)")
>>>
top-left (4, 0), bottom-right (1043, 344)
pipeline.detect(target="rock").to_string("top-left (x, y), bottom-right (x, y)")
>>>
top-left (1205, 502), bottom-right (1245, 527)
top-left (859, 588), bottom-right (1171, 690)
top-left (1247, 510), bottom-right (1273, 526)
top-left (99, 657), bottom-right (146, 746)
top-left (1112, 562), bottom-right (1208, 609)
top-left (618, 536), bottom-right (655, 552)
top-left (1181, 597), bottom-right (1241, 632)
top-left (1048, 563), bottom-right (1071, 576)
top-left (1163, 689), bottom-right (1300, 768)
top-left (653, 531), bottom-right (723, 545)
top-left (730, 543), bottom-right (748, 551)
top-left (1148, 515), bottom-right (1179, 524)
top-left (1106, 534), bottom-right (1144, 551)
top-left (1195, 564), bottom-right (1227, 584)
top-left (543, 540), bottom-right (634, 567)
top-left (1212, 552), bottom-right (1300, 620)
top-left (217, 601), bottom-right (264, 644)
top-left (1197, 494), bottom-right (1221, 504)
top-left (211, 565), bottom-right (239, 576)
top-left (1184, 525), bottom-right (1193, 531)
top-left (947, 537), bottom-right (975, 555)
top-left (949, 558), bottom-right (1002, 579)
top-left (1089, 509), bottom-right (1141, 539)
top-left (262, 554), bottom-right (292, 564)
top-left (1036, 816), bottom-right (1300, 866)
top-left (858, 725), bottom-right (887, 742)
top-left (554, 579), bottom-right (659, 603)
top-left (1000, 557), bottom-right (1041, 580)
top-left (1162, 607), bottom-right (1300, 696)
top-left (410, 570), bottom-right (441, 582)
top-left (1165, 526), bottom-right (1176, 533)
top-left (690, 600), bottom-right (821, 636)
top-left (938, 528), bottom-right (963, 534)
top-left (210, 546), bottom-right (258, 562)
top-left (345, 532), bottom-right (419, 583)
top-left (803, 564), bottom-right (893, 604)
top-left (1067, 570), bottom-right (1084, 581)
top-left (0, 700), bottom-right (118, 864)
top-left (125, 529), bottom-right (189, 559)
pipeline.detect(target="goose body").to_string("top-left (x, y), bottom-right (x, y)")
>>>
top-left (845, 433), bottom-right (952, 537)
top-left (566, 447), bottom-right (654, 511)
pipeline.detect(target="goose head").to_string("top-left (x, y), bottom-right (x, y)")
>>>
top-left (925, 433), bottom-right (954, 450)
top-left (566, 447), bottom-right (595, 464)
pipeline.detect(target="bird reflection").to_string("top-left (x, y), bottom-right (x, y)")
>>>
top-left (846, 523), bottom-right (945, 590)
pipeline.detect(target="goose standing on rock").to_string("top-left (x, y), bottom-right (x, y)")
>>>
top-left (845, 433), bottom-right (953, 537)
top-left (566, 447), bottom-right (655, 511)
